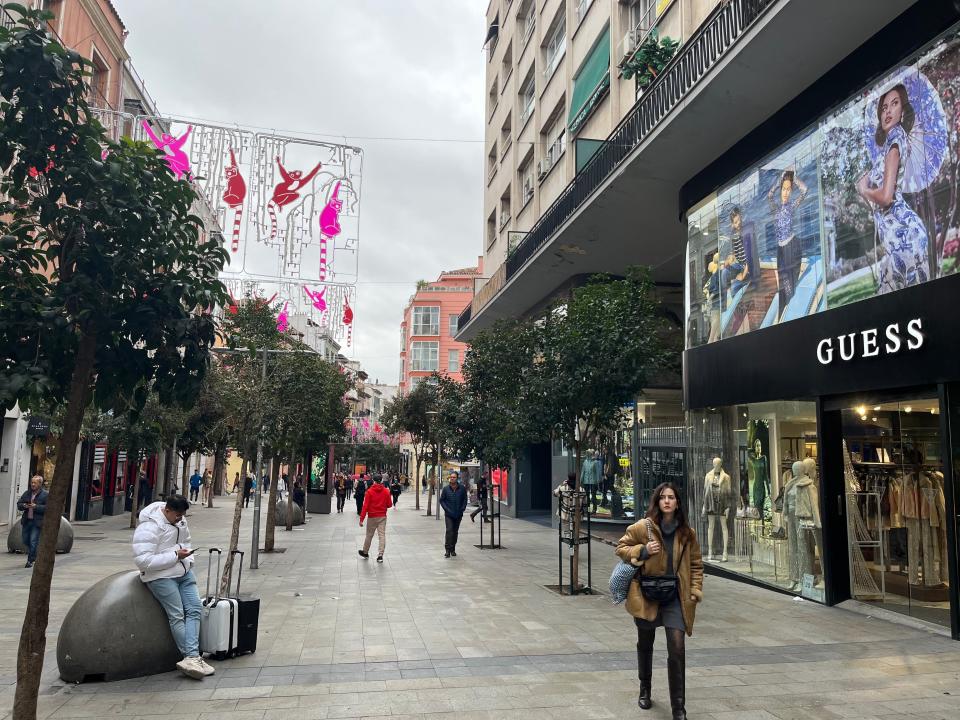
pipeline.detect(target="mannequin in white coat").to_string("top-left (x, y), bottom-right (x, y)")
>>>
top-left (702, 457), bottom-right (731, 561)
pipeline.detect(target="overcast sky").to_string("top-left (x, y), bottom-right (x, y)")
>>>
top-left (112, 0), bottom-right (486, 384)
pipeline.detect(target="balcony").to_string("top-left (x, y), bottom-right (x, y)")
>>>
top-left (457, 0), bottom-right (918, 341)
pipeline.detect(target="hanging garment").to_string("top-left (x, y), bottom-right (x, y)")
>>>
top-left (747, 455), bottom-right (769, 511)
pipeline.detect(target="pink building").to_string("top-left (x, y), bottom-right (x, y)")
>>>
top-left (399, 259), bottom-right (483, 394)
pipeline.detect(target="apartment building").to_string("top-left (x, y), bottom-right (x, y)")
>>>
top-left (399, 260), bottom-right (482, 395)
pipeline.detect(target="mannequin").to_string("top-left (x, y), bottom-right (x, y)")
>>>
top-left (702, 457), bottom-right (731, 561)
top-left (747, 438), bottom-right (770, 518)
top-left (801, 457), bottom-right (825, 584)
top-left (580, 449), bottom-right (601, 512)
top-left (783, 460), bottom-right (821, 591)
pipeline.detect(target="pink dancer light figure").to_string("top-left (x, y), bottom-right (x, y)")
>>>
top-left (267, 156), bottom-right (322, 241)
top-left (303, 286), bottom-right (327, 313)
top-left (222, 147), bottom-right (247, 253)
top-left (141, 121), bottom-right (193, 179)
top-left (318, 181), bottom-right (345, 281)
top-left (276, 301), bottom-right (289, 333)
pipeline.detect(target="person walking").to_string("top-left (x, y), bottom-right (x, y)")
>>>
top-left (470, 471), bottom-right (490, 523)
top-left (188, 468), bottom-right (202, 503)
top-left (335, 474), bottom-right (347, 513)
top-left (231, 472), bottom-right (240, 495)
top-left (138, 470), bottom-right (152, 510)
top-left (17, 475), bottom-right (47, 569)
top-left (293, 480), bottom-right (305, 511)
top-left (345, 474), bottom-right (354, 501)
top-left (354, 474), bottom-right (367, 515)
top-left (616, 482), bottom-right (703, 720)
top-left (439, 471), bottom-right (468, 558)
top-left (132, 494), bottom-right (214, 680)
top-left (243, 473), bottom-right (253, 508)
top-left (389, 475), bottom-right (401, 509)
top-left (202, 469), bottom-right (213, 503)
top-left (358, 475), bottom-right (392, 562)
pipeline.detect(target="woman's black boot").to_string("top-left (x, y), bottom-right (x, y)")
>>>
top-left (636, 643), bottom-right (653, 709)
top-left (667, 655), bottom-right (686, 719)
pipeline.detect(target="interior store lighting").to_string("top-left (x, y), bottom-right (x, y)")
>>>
top-left (904, 406), bottom-right (912, 413)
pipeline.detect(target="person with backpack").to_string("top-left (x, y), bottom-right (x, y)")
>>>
top-left (615, 482), bottom-right (703, 720)
top-left (354, 474), bottom-right (367, 515)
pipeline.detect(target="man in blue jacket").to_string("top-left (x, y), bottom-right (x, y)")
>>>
top-left (439, 471), bottom-right (467, 558)
top-left (17, 475), bottom-right (47, 568)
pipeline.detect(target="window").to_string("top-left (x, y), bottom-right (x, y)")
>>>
top-left (449, 314), bottom-right (459, 336)
top-left (448, 349), bottom-right (460, 373)
top-left (90, 50), bottom-right (110, 109)
top-left (519, 71), bottom-right (535, 126)
top-left (410, 341), bottom-right (439, 372)
top-left (543, 14), bottom-right (566, 82)
top-left (488, 77), bottom-right (499, 120)
top-left (576, 0), bottom-right (594, 23)
top-left (519, 0), bottom-right (536, 48)
top-left (412, 306), bottom-right (440, 336)
top-left (499, 188), bottom-right (512, 230)
top-left (630, 0), bottom-right (658, 38)
top-left (542, 111), bottom-right (566, 173)
top-left (487, 210), bottom-right (497, 250)
top-left (568, 27), bottom-right (611, 135)
top-left (519, 157), bottom-right (534, 207)
top-left (500, 114), bottom-right (512, 157)
top-left (488, 142), bottom-right (498, 182)
top-left (501, 42), bottom-right (513, 86)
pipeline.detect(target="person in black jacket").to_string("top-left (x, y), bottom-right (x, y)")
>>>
top-left (354, 475), bottom-right (367, 515)
top-left (17, 475), bottom-right (48, 568)
top-left (389, 476), bottom-right (402, 509)
top-left (439, 472), bottom-right (468, 558)
top-left (243, 473), bottom-right (254, 508)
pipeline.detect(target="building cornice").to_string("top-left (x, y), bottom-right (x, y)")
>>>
top-left (78, 0), bottom-right (129, 62)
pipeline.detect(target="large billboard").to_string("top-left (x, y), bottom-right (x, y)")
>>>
top-left (687, 27), bottom-right (959, 348)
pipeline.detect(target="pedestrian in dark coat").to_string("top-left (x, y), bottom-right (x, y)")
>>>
top-left (439, 472), bottom-right (468, 558)
top-left (354, 475), bottom-right (367, 515)
top-left (17, 475), bottom-right (47, 568)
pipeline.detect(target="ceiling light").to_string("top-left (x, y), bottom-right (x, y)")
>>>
top-left (903, 406), bottom-right (912, 413)
top-left (871, 417), bottom-right (878, 422)
top-left (860, 414), bottom-right (867, 421)
top-left (873, 406), bottom-right (881, 411)
top-left (855, 405), bottom-right (866, 416)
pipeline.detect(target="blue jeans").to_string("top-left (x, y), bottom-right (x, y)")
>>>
top-left (21, 519), bottom-right (41, 563)
top-left (147, 570), bottom-right (201, 657)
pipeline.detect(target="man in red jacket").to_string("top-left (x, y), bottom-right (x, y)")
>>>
top-left (359, 475), bottom-right (392, 563)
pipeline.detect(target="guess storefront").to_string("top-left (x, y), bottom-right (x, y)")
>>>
top-left (682, 6), bottom-right (960, 638)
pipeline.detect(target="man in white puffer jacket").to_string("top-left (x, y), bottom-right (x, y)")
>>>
top-left (132, 495), bottom-right (214, 679)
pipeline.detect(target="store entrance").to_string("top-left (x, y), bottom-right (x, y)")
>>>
top-left (840, 395), bottom-right (950, 628)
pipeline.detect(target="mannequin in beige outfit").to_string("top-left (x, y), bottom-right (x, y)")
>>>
top-left (702, 458), bottom-right (731, 561)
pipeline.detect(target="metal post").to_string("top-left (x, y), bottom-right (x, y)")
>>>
top-left (250, 348), bottom-right (267, 570)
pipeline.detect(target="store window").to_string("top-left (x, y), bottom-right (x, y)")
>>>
top-left (688, 400), bottom-right (822, 599)
top-left (841, 396), bottom-right (950, 627)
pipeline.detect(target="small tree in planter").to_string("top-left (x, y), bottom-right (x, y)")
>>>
top-left (622, 30), bottom-right (680, 91)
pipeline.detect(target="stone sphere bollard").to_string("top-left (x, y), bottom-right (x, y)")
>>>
top-left (274, 500), bottom-right (304, 526)
top-left (8, 517), bottom-right (74, 554)
top-left (57, 570), bottom-right (181, 683)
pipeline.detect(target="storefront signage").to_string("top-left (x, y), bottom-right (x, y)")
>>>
top-left (816, 318), bottom-right (924, 365)
top-left (26, 416), bottom-right (51, 438)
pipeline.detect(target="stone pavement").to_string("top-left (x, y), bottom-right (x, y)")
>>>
top-left (2, 493), bottom-right (960, 719)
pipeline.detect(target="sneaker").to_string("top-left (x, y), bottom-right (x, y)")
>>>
top-left (176, 656), bottom-right (206, 680)
top-left (376, 555), bottom-right (383, 563)
top-left (197, 657), bottom-right (216, 676)
top-left (25, 561), bottom-right (33, 568)
top-left (444, 552), bottom-right (451, 558)
top-left (451, 551), bottom-right (457, 557)
top-left (358, 550), bottom-right (369, 559)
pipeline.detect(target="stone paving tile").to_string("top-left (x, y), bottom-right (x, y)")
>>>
top-left (3, 502), bottom-right (960, 720)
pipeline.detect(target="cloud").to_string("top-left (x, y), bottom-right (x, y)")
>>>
top-left (112, 0), bottom-right (486, 383)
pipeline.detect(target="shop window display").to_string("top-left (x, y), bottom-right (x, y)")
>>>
top-left (688, 401), bottom-right (822, 598)
top-left (841, 397), bottom-right (950, 627)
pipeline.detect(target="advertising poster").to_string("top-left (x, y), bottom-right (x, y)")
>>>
top-left (822, 37), bottom-right (953, 307)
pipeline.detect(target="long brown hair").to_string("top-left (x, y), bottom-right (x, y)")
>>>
top-left (875, 83), bottom-right (915, 146)
top-left (645, 482), bottom-right (689, 533)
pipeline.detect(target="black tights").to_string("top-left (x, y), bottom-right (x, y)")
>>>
top-left (636, 625), bottom-right (685, 660)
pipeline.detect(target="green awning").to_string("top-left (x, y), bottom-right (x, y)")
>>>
top-left (568, 27), bottom-right (611, 134)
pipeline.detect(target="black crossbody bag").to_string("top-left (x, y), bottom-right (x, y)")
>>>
top-left (636, 518), bottom-right (686, 603)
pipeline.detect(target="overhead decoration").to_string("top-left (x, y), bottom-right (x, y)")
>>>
top-left (141, 121), bottom-right (193, 179)
top-left (222, 147), bottom-right (247, 253)
top-left (342, 295), bottom-right (354, 347)
top-left (276, 301), bottom-right (289, 333)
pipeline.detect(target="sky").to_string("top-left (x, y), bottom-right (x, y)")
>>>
top-left (111, 0), bottom-right (487, 385)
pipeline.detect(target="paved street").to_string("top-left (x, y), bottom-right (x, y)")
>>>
top-left (3, 497), bottom-right (960, 719)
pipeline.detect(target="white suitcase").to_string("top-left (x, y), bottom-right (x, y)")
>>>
top-left (199, 549), bottom-right (239, 659)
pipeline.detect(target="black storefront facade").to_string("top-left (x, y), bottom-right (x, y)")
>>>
top-left (681, 0), bottom-right (960, 638)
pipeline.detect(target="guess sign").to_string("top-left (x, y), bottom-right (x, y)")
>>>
top-left (816, 318), bottom-right (924, 365)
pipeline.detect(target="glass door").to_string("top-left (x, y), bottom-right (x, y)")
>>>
top-left (843, 397), bottom-right (950, 627)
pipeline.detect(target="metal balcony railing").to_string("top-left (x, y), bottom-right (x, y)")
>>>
top-left (503, 0), bottom-right (777, 283)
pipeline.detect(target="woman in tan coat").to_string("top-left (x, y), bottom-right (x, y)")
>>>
top-left (616, 482), bottom-right (703, 720)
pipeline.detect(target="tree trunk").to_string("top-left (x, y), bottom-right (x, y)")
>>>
top-left (180, 452), bottom-right (191, 498)
top-left (163, 442), bottom-right (175, 496)
top-left (128, 448), bottom-right (143, 529)
top-left (265, 454), bottom-right (280, 551)
top-left (571, 437), bottom-right (583, 592)
top-left (220, 455), bottom-right (247, 596)
top-left (211, 444), bottom-right (225, 504)
top-left (414, 453), bottom-right (422, 511)
top-left (206, 447), bottom-right (216, 508)
top-left (285, 449), bottom-right (296, 532)
top-left (14, 331), bottom-right (96, 720)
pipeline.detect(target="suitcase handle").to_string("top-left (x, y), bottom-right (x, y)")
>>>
top-left (206, 547), bottom-right (222, 603)
top-left (231, 549), bottom-right (244, 595)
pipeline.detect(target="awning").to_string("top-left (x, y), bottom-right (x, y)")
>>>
top-left (483, 15), bottom-right (499, 47)
top-left (568, 26), bottom-right (611, 134)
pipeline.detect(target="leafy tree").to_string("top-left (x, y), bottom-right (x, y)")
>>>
top-left (0, 10), bottom-right (227, 716)
top-left (535, 267), bottom-right (675, 588)
top-left (382, 381), bottom-right (437, 512)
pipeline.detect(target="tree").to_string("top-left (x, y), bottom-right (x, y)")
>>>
top-left (0, 11), bottom-right (227, 717)
top-left (382, 382), bottom-right (436, 512)
top-left (535, 267), bottom-right (675, 589)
